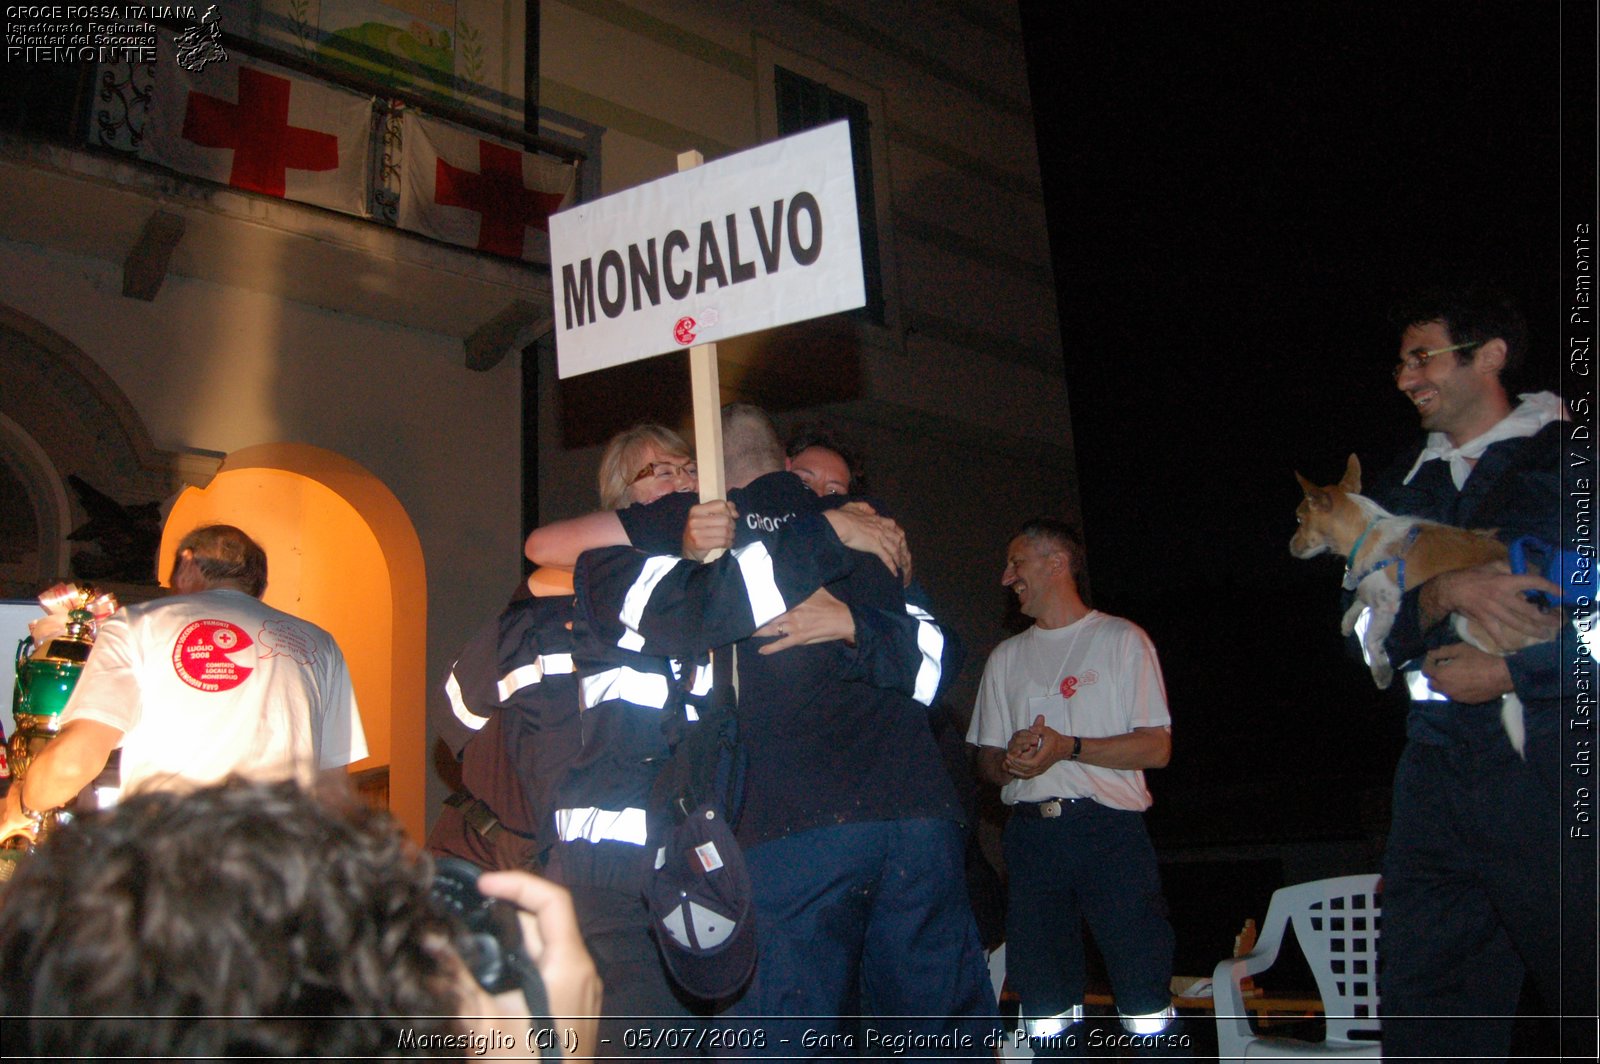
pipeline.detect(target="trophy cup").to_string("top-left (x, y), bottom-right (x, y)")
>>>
top-left (1, 586), bottom-right (118, 877)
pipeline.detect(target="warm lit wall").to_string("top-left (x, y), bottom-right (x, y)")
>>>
top-left (161, 445), bottom-right (429, 837)
top-left (0, 239), bottom-right (523, 836)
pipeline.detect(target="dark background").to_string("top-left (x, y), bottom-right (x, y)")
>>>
top-left (1009, 2), bottom-right (1591, 1000)
top-left (1018, 1), bottom-right (1576, 844)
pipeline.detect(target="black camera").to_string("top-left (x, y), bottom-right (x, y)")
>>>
top-left (430, 855), bottom-right (552, 1023)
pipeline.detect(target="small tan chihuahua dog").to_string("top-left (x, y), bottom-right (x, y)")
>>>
top-left (1291, 454), bottom-right (1543, 755)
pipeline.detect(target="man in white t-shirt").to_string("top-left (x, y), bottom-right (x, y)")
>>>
top-left (1, 524), bottom-right (366, 841)
top-left (967, 518), bottom-right (1182, 1057)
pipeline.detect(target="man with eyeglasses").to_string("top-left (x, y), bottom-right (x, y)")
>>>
top-left (1355, 287), bottom-right (1587, 1059)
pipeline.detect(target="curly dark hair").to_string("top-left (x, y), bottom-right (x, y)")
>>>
top-left (0, 778), bottom-right (469, 1059)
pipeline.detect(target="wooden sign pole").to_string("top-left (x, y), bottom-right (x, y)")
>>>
top-left (677, 150), bottom-right (731, 694)
top-left (677, 150), bottom-right (727, 545)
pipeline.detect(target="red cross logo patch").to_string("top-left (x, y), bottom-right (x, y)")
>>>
top-left (172, 619), bottom-right (255, 693)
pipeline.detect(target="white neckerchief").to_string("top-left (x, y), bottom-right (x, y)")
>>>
top-left (1402, 391), bottom-right (1568, 489)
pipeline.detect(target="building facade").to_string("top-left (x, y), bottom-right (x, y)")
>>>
top-left (0, 0), bottom-right (1073, 835)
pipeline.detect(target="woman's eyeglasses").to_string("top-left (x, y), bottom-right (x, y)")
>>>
top-left (632, 460), bottom-right (697, 484)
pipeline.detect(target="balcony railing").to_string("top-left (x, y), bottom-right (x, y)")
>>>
top-left (3, 17), bottom-right (586, 251)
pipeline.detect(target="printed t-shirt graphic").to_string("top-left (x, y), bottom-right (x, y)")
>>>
top-left (171, 618), bottom-right (319, 693)
top-left (173, 620), bottom-right (254, 691)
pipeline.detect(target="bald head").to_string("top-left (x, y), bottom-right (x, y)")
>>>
top-left (721, 403), bottom-right (786, 488)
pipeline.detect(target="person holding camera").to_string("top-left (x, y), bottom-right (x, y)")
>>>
top-left (0, 777), bottom-right (601, 1060)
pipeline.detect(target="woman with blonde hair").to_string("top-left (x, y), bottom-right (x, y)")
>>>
top-left (594, 423), bottom-right (697, 509)
top-left (525, 423), bottom-right (698, 567)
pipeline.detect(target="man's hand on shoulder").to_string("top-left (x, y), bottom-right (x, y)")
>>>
top-left (682, 500), bottom-right (737, 561)
top-left (823, 502), bottom-right (913, 584)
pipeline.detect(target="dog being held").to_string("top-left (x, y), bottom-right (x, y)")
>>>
top-left (1290, 454), bottom-right (1551, 756)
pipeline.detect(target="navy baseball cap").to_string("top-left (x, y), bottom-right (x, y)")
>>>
top-left (644, 804), bottom-right (756, 1000)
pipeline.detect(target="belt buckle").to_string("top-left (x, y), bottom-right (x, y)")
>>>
top-left (1040, 799), bottom-right (1063, 818)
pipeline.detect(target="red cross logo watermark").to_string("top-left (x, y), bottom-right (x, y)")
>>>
top-left (180, 67), bottom-right (339, 198)
top-left (435, 139), bottom-right (568, 258)
top-left (1059, 671), bottom-right (1099, 699)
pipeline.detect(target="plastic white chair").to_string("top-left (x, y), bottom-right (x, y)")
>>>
top-left (1212, 873), bottom-right (1382, 1061)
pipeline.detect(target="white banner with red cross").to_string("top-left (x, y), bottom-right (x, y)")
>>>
top-left (395, 112), bottom-right (578, 263)
top-left (140, 33), bottom-right (373, 216)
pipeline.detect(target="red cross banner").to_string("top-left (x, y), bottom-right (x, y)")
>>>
top-left (141, 34), bottom-right (373, 217)
top-left (396, 113), bottom-right (577, 263)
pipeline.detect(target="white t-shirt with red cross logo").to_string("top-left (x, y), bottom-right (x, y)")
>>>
top-left (61, 588), bottom-right (367, 793)
top-left (968, 610), bottom-right (1170, 812)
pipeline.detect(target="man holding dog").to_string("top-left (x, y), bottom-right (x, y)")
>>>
top-left (1364, 287), bottom-right (1590, 1059)
top-left (968, 518), bottom-right (1184, 1057)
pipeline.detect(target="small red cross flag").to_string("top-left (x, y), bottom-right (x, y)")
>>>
top-left (141, 33), bottom-right (373, 217)
top-left (396, 112), bottom-right (577, 263)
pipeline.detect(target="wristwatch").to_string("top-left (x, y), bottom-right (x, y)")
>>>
top-left (1068, 735), bottom-right (1083, 761)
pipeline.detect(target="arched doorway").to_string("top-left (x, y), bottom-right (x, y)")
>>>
top-left (0, 306), bottom-right (194, 599)
top-left (0, 412), bottom-right (71, 595)
top-left (163, 443), bottom-right (428, 839)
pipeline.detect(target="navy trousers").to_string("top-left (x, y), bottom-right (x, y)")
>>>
top-left (570, 886), bottom-right (706, 1056)
top-left (717, 817), bottom-right (998, 1058)
top-left (1002, 801), bottom-right (1175, 1026)
top-left (1379, 708), bottom-right (1579, 1061)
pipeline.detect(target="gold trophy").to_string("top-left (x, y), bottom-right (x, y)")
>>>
top-left (2, 585), bottom-right (117, 871)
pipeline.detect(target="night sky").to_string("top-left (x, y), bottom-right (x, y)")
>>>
top-left (1018, 1), bottom-right (1587, 842)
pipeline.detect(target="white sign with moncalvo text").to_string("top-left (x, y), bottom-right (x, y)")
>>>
top-left (550, 121), bottom-right (865, 378)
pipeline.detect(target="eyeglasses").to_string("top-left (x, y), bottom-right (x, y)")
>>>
top-left (631, 460), bottom-right (697, 484)
top-left (1392, 340), bottom-right (1477, 380)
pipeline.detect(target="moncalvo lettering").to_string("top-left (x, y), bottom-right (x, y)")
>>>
top-left (629, 239), bottom-right (660, 311)
top-left (696, 220), bottom-right (729, 294)
top-left (559, 190), bottom-right (825, 330)
top-left (664, 229), bottom-right (692, 300)
top-left (787, 191), bottom-right (822, 266)
top-left (598, 249), bottom-right (626, 318)
top-left (561, 259), bottom-right (596, 329)
top-left (751, 200), bottom-right (783, 273)
top-left (725, 213), bottom-right (756, 284)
